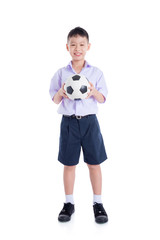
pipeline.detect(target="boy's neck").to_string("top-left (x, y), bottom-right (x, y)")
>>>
top-left (71, 60), bottom-right (85, 74)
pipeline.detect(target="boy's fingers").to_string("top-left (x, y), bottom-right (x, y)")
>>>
top-left (63, 92), bottom-right (69, 98)
top-left (62, 83), bottom-right (65, 90)
top-left (89, 82), bottom-right (93, 87)
top-left (86, 92), bottom-right (91, 99)
top-left (62, 83), bottom-right (67, 90)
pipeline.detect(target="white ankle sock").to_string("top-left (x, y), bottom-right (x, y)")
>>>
top-left (93, 194), bottom-right (102, 204)
top-left (65, 194), bottom-right (74, 204)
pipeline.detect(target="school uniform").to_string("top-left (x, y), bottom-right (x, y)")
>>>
top-left (49, 61), bottom-right (108, 166)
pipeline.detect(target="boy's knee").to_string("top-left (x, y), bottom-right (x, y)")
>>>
top-left (64, 165), bottom-right (76, 171)
top-left (87, 164), bottom-right (100, 171)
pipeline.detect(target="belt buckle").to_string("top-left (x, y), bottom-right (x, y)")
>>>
top-left (76, 116), bottom-right (82, 120)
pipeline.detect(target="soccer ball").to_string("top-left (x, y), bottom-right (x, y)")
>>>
top-left (64, 74), bottom-right (90, 100)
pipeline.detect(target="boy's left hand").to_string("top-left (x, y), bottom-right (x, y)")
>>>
top-left (86, 82), bottom-right (105, 103)
top-left (86, 82), bottom-right (97, 99)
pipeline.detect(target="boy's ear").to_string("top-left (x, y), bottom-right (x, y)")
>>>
top-left (66, 44), bottom-right (69, 51)
top-left (87, 43), bottom-right (91, 51)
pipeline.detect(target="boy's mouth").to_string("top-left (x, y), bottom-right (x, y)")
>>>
top-left (74, 52), bottom-right (82, 56)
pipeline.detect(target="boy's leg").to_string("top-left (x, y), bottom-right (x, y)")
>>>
top-left (87, 164), bottom-right (102, 195)
top-left (63, 165), bottom-right (76, 196)
top-left (87, 163), bottom-right (108, 223)
top-left (58, 165), bottom-right (76, 222)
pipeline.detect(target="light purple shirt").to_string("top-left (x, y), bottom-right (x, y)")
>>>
top-left (49, 61), bottom-right (108, 116)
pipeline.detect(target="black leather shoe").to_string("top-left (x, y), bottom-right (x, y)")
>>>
top-left (93, 202), bottom-right (108, 224)
top-left (58, 203), bottom-right (75, 222)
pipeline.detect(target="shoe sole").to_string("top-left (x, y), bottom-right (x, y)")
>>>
top-left (58, 214), bottom-right (71, 222)
top-left (95, 216), bottom-right (108, 224)
top-left (58, 210), bottom-right (75, 222)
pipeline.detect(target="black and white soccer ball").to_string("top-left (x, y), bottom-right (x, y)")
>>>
top-left (64, 74), bottom-right (90, 100)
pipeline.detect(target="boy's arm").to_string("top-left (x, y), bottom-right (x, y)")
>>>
top-left (86, 82), bottom-right (105, 103)
top-left (53, 83), bottom-right (68, 104)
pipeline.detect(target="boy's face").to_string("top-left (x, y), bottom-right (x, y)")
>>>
top-left (66, 35), bottom-right (91, 62)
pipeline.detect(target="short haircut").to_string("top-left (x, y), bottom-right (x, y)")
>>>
top-left (67, 27), bottom-right (89, 42)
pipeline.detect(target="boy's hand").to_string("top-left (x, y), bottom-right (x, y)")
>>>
top-left (53, 83), bottom-right (68, 104)
top-left (86, 82), bottom-right (105, 103)
top-left (86, 82), bottom-right (97, 99)
top-left (58, 83), bottom-right (69, 99)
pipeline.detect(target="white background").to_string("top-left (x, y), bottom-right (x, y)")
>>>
top-left (0, 0), bottom-right (160, 239)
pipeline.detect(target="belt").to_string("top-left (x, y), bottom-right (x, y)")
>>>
top-left (63, 114), bottom-right (94, 120)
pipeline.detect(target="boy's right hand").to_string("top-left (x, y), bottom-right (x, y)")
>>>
top-left (58, 83), bottom-right (69, 99)
top-left (53, 83), bottom-right (68, 104)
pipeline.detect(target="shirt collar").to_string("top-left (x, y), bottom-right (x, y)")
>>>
top-left (66, 60), bottom-right (91, 70)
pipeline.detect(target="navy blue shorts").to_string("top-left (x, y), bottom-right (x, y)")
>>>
top-left (58, 114), bottom-right (107, 166)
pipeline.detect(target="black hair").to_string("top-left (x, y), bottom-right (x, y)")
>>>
top-left (67, 27), bottom-right (89, 42)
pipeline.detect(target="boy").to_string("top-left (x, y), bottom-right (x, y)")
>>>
top-left (49, 27), bottom-right (108, 224)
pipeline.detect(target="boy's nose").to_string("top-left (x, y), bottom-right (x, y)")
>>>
top-left (75, 45), bottom-right (80, 50)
